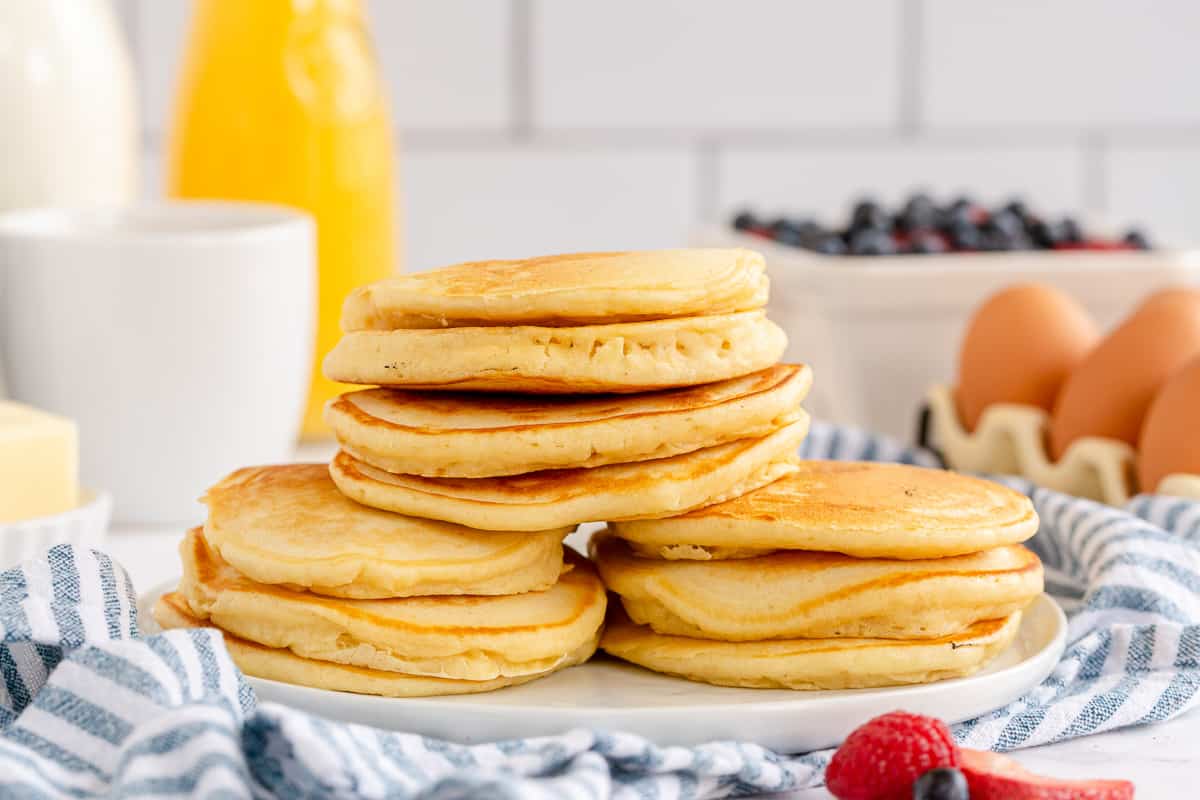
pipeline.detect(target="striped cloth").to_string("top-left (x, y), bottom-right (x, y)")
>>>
top-left (0, 421), bottom-right (1194, 799)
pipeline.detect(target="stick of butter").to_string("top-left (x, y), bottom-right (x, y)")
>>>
top-left (0, 402), bottom-right (79, 523)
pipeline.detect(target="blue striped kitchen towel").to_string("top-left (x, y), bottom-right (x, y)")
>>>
top-left (0, 419), bottom-right (1196, 798)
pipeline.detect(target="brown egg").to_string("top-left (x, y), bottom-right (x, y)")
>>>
top-left (1138, 354), bottom-right (1200, 493)
top-left (956, 283), bottom-right (1099, 432)
top-left (1049, 290), bottom-right (1200, 459)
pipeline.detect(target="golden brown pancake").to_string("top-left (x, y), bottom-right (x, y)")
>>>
top-left (325, 364), bottom-right (812, 477)
top-left (601, 606), bottom-right (1022, 690)
top-left (154, 592), bottom-right (597, 697)
top-left (328, 417), bottom-right (809, 531)
top-left (177, 528), bottom-right (606, 682)
top-left (323, 310), bottom-right (787, 393)
top-left (591, 531), bottom-right (1042, 640)
top-left (201, 464), bottom-right (570, 599)
top-left (612, 461), bottom-right (1039, 560)
top-left (340, 249), bottom-right (768, 330)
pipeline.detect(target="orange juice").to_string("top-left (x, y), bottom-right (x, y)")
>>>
top-left (168, 0), bottom-right (399, 438)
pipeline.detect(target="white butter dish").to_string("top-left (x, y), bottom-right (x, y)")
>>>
top-left (0, 490), bottom-right (112, 569)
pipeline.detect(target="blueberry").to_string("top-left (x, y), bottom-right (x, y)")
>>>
top-left (1002, 198), bottom-right (1033, 224)
top-left (1124, 229), bottom-right (1151, 250)
top-left (811, 234), bottom-right (848, 255)
top-left (907, 230), bottom-right (947, 254)
top-left (938, 197), bottom-right (975, 231)
top-left (898, 192), bottom-right (939, 232)
top-left (773, 226), bottom-right (806, 247)
top-left (912, 767), bottom-right (968, 800)
top-left (768, 217), bottom-right (794, 236)
top-left (849, 227), bottom-right (897, 256)
top-left (1059, 216), bottom-right (1083, 243)
top-left (851, 198), bottom-right (891, 232)
top-left (947, 220), bottom-right (982, 251)
top-left (731, 210), bottom-right (758, 231)
top-left (1028, 219), bottom-right (1059, 249)
top-left (987, 209), bottom-right (1025, 239)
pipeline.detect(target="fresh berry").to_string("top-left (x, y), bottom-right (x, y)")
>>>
top-left (1058, 216), bottom-right (1083, 244)
top-left (812, 234), bottom-right (849, 255)
top-left (849, 227), bottom-right (898, 256)
top-left (768, 224), bottom-right (806, 245)
top-left (897, 193), bottom-right (939, 232)
top-left (912, 767), bottom-right (969, 800)
top-left (851, 198), bottom-right (891, 232)
top-left (1003, 198), bottom-right (1033, 224)
top-left (943, 196), bottom-right (974, 222)
top-left (731, 210), bottom-right (758, 231)
top-left (767, 217), bottom-right (796, 237)
top-left (960, 748), bottom-right (1134, 800)
top-left (1028, 219), bottom-right (1059, 249)
top-left (946, 219), bottom-right (983, 251)
top-left (825, 712), bottom-right (959, 800)
top-left (906, 230), bottom-right (948, 254)
top-left (1123, 229), bottom-right (1150, 250)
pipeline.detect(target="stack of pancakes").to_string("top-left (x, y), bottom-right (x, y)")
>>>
top-left (320, 249), bottom-right (807, 531)
top-left (155, 247), bottom-right (1044, 696)
top-left (593, 460), bottom-right (1044, 689)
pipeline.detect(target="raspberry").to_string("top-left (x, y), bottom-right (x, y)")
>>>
top-left (825, 711), bottom-right (960, 800)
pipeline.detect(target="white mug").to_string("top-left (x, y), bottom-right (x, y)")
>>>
top-left (0, 202), bottom-right (315, 524)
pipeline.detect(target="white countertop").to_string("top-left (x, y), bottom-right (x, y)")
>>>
top-left (106, 522), bottom-right (1196, 799)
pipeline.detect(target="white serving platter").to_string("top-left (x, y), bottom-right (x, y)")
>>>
top-left (139, 585), bottom-right (1065, 753)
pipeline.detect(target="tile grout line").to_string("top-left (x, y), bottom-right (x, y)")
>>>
top-left (1082, 132), bottom-right (1109, 215)
top-left (897, 0), bottom-right (923, 138)
top-left (119, 0), bottom-right (154, 148)
top-left (694, 141), bottom-right (720, 225)
top-left (509, 0), bottom-right (533, 143)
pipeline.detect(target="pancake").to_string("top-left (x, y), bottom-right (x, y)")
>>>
top-left (328, 416), bottom-right (809, 531)
top-left (340, 249), bottom-right (768, 330)
top-left (177, 528), bottom-right (606, 682)
top-left (201, 464), bottom-right (571, 599)
top-left (612, 461), bottom-right (1039, 560)
top-left (591, 531), bottom-right (1042, 640)
top-left (601, 606), bottom-right (1022, 690)
top-left (326, 364), bottom-right (812, 478)
top-left (322, 310), bottom-right (787, 393)
top-left (154, 592), bottom-right (597, 698)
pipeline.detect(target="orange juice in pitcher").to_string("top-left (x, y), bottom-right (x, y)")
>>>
top-left (168, 0), bottom-right (399, 438)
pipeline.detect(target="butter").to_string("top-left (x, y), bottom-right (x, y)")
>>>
top-left (0, 401), bottom-right (79, 522)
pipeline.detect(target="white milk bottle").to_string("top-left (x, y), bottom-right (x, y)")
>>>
top-left (0, 0), bottom-right (138, 211)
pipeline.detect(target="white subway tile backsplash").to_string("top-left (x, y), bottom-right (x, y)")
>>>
top-left (923, 0), bottom-right (1200, 128)
top-left (532, 0), bottom-right (902, 131)
top-left (136, 0), bottom-right (512, 137)
top-left (1107, 146), bottom-right (1200, 245)
top-left (126, 3), bottom-right (1198, 252)
top-left (717, 144), bottom-right (1087, 223)
top-left (401, 147), bottom-right (694, 270)
top-left (368, 0), bottom-right (511, 130)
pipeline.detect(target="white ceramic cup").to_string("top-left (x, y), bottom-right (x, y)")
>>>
top-left (0, 202), bottom-right (315, 524)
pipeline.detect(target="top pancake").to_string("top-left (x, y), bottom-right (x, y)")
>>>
top-left (326, 364), bottom-right (811, 477)
top-left (611, 461), bottom-right (1039, 560)
top-left (202, 464), bottom-right (571, 599)
top-left (340, 249), bottom-right (768, 330)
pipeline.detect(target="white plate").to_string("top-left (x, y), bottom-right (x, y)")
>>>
top-left (139, 585), bottom-right (1065, 752)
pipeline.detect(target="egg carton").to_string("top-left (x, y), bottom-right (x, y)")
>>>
top-left (924, 385), bottom-right (1200, 505)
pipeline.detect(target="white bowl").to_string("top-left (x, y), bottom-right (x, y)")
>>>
top-left (0, 489), bottom-right (112, 569)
